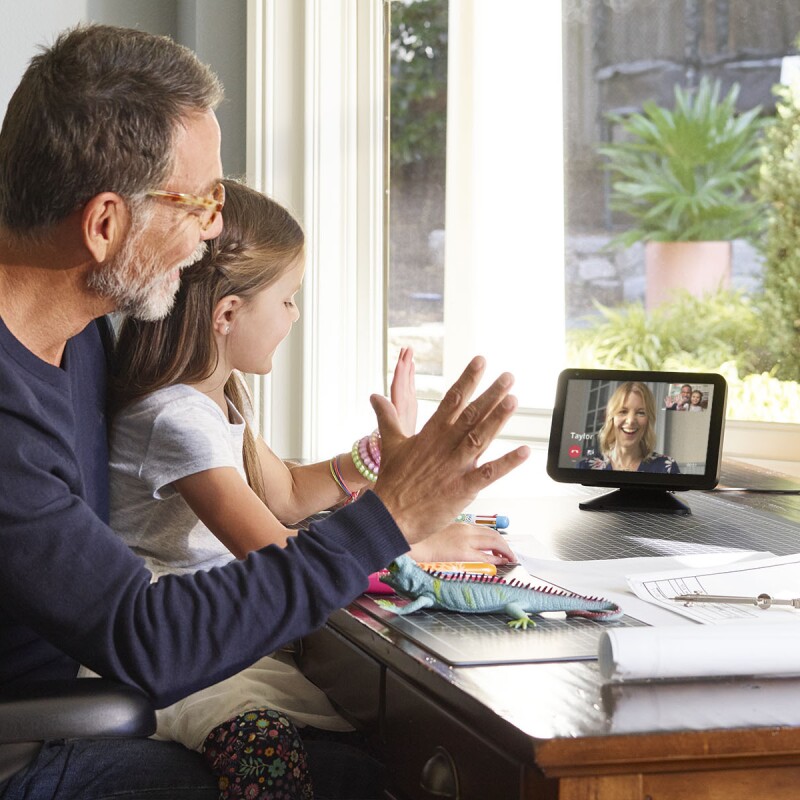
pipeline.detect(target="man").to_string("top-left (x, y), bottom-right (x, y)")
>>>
top-left (665, 384), bottom-right (692, 411)
top-left (0, 24), bottom-right (528, 798)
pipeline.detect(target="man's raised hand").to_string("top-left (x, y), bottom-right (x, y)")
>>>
top-left (371, 356), bottom-right (529, 545)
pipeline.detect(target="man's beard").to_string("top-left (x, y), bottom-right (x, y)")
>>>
top-left (87, 208), bottom-right (207, 321)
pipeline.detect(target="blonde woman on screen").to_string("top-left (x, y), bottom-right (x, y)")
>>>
top-left (579, 381), bottom-right (680, 474)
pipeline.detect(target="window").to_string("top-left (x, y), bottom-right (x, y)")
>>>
top-left (385, 0), bottom-right (800, 459)
top-left (387, 0), bottom-right (448, 393)
top-left (388, 0), bottom-right (565, 418)
top-left (251, 0), bottom-right (800, 464)
top-left (562, 0), bottom-right (800, 426)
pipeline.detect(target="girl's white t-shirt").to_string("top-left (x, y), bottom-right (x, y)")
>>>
top-left (106, 383), bottom-right (351, 750)
top-left (110, 383), bottom-right (245, 578)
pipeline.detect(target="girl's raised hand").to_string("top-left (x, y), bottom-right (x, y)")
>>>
top-left (390, 346), bottom-right (417, 436)
top-left (408, 522), bottom-right (515, 565)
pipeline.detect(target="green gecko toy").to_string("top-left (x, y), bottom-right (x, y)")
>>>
top-left (376, 555), bottom-right (622, 629)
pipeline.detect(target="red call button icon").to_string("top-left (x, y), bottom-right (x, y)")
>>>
top-left (568, 445), bottom-right (581, 459)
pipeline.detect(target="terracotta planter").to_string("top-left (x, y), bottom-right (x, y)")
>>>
top-left (645, 241), bottom-right (732, 310)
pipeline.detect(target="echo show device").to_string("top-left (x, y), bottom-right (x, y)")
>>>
top-left (546, 369), bottom-right (727, 514)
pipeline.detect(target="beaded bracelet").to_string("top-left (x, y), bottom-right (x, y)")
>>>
top-left (329, 456), bottom-right (358, 503)
top-left (358, 435), bottom-right (379, 474)
top-left (351, 438), bottom-right (378, 483)
top-left (367, 429), bottom-right (381, 468)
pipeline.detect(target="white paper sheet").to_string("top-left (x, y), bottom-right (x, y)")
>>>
top-left (510, 540), bottom-right (774, 627)
top-left (626, 552), bottom-right (800, 624)
top-left (594, 554), bottom-right (800, 681)
top-left (512, 537), bottom-right (800, 681)
top-left (509, 538), bottom-right (800, 682)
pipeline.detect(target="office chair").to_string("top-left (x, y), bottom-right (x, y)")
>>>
top-left (0, 678), bottom-right (156, 783)
top-left (0, 678), bottom-right (156, 744)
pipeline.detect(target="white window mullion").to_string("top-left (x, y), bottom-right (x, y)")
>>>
top-left (355, 1), bottom-right (388, 409)
top-left (304, 0), bottom-right (386, 461)
top-left (248, 0), bottom-right (384, 463)
top-left (246, 0), bottom-right (307, 457)
top-left (304, 0), bottom-right (355, 461)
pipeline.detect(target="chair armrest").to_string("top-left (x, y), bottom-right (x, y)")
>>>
top-left (0, 679), bottom-right (156, 743)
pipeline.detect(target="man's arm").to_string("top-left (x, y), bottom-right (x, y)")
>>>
top-left (0, 486), bottom-right (402, 709)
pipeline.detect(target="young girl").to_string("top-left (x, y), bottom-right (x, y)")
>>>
top-left (107, 179), bottom-right (513, 800)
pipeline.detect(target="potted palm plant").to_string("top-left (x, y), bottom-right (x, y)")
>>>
top-left (599, 77), bottom-right (764, 309)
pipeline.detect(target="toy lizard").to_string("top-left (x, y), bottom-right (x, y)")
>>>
top-left (376, 555), bottom-right (622, 629)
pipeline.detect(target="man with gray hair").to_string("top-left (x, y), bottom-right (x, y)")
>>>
top-left (0, 24), bottom-right (527, 798)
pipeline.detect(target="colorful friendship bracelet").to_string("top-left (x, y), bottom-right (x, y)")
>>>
top-left (329, 456), bottom-right (358, 503)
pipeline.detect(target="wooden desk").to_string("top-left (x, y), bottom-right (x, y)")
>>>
top-left (298, 456), bottom-right (800, 799)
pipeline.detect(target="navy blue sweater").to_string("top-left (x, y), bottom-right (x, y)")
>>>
top-left (0, 316), bottom-right (406, 707)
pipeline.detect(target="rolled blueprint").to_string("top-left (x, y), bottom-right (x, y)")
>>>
top-left (598, 622), bottom-right (800, 682)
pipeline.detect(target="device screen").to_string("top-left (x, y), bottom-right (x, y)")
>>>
top-left (547, 369), bottom-right (727, 508)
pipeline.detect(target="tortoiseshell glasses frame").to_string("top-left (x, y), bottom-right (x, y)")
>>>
top-left (145, 182), bottom-right (225, 230)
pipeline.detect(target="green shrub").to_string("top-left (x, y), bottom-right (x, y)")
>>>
top-left (724, 365), bottom-right (800, 422)
top-left (757, 74), bottom-right (800, 381)
top-left (565, 290), bottom-right (800, 420)
top-left (599, 77), bottom-right (765, 248)
top-left (390, 0), bottom-right (448, 171)
top-left (567, 289), bottom-right (772, 376)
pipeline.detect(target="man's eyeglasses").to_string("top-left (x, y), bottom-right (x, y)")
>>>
top-left (145, 182), bottom-right (225, 231)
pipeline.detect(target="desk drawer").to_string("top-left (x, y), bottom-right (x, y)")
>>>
top-left (297, 626), bottom-right (382, 733)
top-left (384, 671), bottom-right (526, 800)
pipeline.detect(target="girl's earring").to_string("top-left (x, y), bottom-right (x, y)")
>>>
top-left (224, 324), bottom-right (231, 335)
